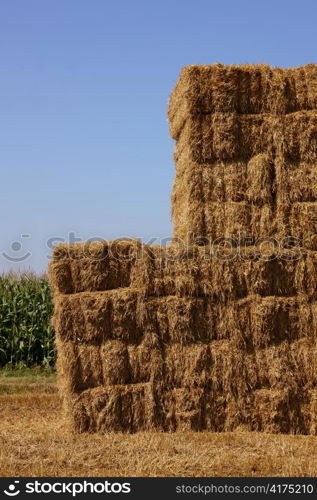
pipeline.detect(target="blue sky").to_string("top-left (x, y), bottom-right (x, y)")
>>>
top-left (0, 0), bottom-right (316, 272)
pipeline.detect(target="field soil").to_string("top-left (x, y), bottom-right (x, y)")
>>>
top-left (0, 370), bottom-right (316, 477)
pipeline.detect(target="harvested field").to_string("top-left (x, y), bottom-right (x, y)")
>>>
top-left (2, 388), bottom-right (317, 477)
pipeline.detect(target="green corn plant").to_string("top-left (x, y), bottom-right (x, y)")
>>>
top-left (0, 273), bottom-right (55, 367)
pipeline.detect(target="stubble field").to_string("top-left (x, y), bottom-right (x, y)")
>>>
top-left (0, 371), bottom-right (317, 477)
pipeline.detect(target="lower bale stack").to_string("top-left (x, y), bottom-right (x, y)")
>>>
top-left (56, 331), bottom-right (317, 433)
top-left (50, 240), bottom-right (317, 434)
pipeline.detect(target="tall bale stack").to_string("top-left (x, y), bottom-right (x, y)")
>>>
top-left (50, 64), bottom-right (317, 434)
top-left (169, 64), bottom-right (317, 246)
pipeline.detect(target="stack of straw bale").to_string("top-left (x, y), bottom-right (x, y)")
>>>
top-left (169, 64), bottom-right (317, 247)
top-left (49, 64), bottom-right (317, 434)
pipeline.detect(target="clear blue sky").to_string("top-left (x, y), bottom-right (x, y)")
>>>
top-left (1, 0), bottom-right (316, 272)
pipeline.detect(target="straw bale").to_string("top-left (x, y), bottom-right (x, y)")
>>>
top-left (49, 260), bottom-right (73, 294)
top-left (167, 388), bottom-right (204, 431)
top-left (56, 340), bottom-right (105, 395)
top-left (280, 111), bottom-right (317, 162)
top-left (173, 111), bottom-right (317, 168)
top-left (275, 161), bottom-right (317, 204)
top-left (251, 388), bottom-right (298, 434)
top-left (174, 113), bottom-right (273, 164)
top-left (164, 344), bottom-right (211, 388)
top-left (129, 245), bottom-right (158, 294)
top-left (71, 383), bottom-right (161, 433)
top-left (174, 411), bottom-right (203, 431)
top-left (76, 344), bottom-right (103, 390)
top-left (111, 289), bottom-right (141, 341)
top-left (294, 253), bottom-right (317, 299)
top-left (172, 159), bottom-right (249, 208)
top-left (208, 336), bottom-right (317, 397)
top-left (247, 252), bottom-right (301, 297)
top-left (161, 387), bottom-right (206, 431)
top-left (253, 339), bottom-right (317, 389)
top-left (127, 332), bottom-right (164, 383)
top-left (53, 295), bottom-right (75, 342)
top-left (49, 239), bottom-right (142, 294)
top-left (246, 154), bottom-right (275, 204)
top-left (204, 201), bottom-right (250, 241)
top-left (100, 340), bottom-right (130, 385)
top-left (249, 296), bottom-right (301, 348)
top-left (136, 295), bottom-right (314, 347)
top-left (169, 64), bottom-right (317, 139)
top-left (209, 340), bottom-right (257, 396)
top-left (55, 338), bottom-right (79, 395)
top-left (162, 296), bottom-right (207, 343)
top-left (204, 394), bottom-right (228, 432)
top-left (137, 296), bottom-right (209, 344)
top-left (173, 200), bottom-right (275, 245)
top-left (173, 387), bottom-right (205, 413)
top-left (51, 239), bottom-right (142, 261)
top-left (287, 202), bottom-right (317, 250)
top-left (288, 339), bottom-right (317, 387)
top-left (53, 289), bottom-right (141, 343)
top-left (186, 255), bottom-right (246, 300)
top-left (206, 161), bottom-right (248, 202)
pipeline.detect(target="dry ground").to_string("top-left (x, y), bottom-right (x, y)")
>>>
top-left (0, 373), bottom-right (316, 477)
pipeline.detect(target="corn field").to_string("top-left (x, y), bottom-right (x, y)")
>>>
top-left (0, 273), bottom-right (55, 367)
